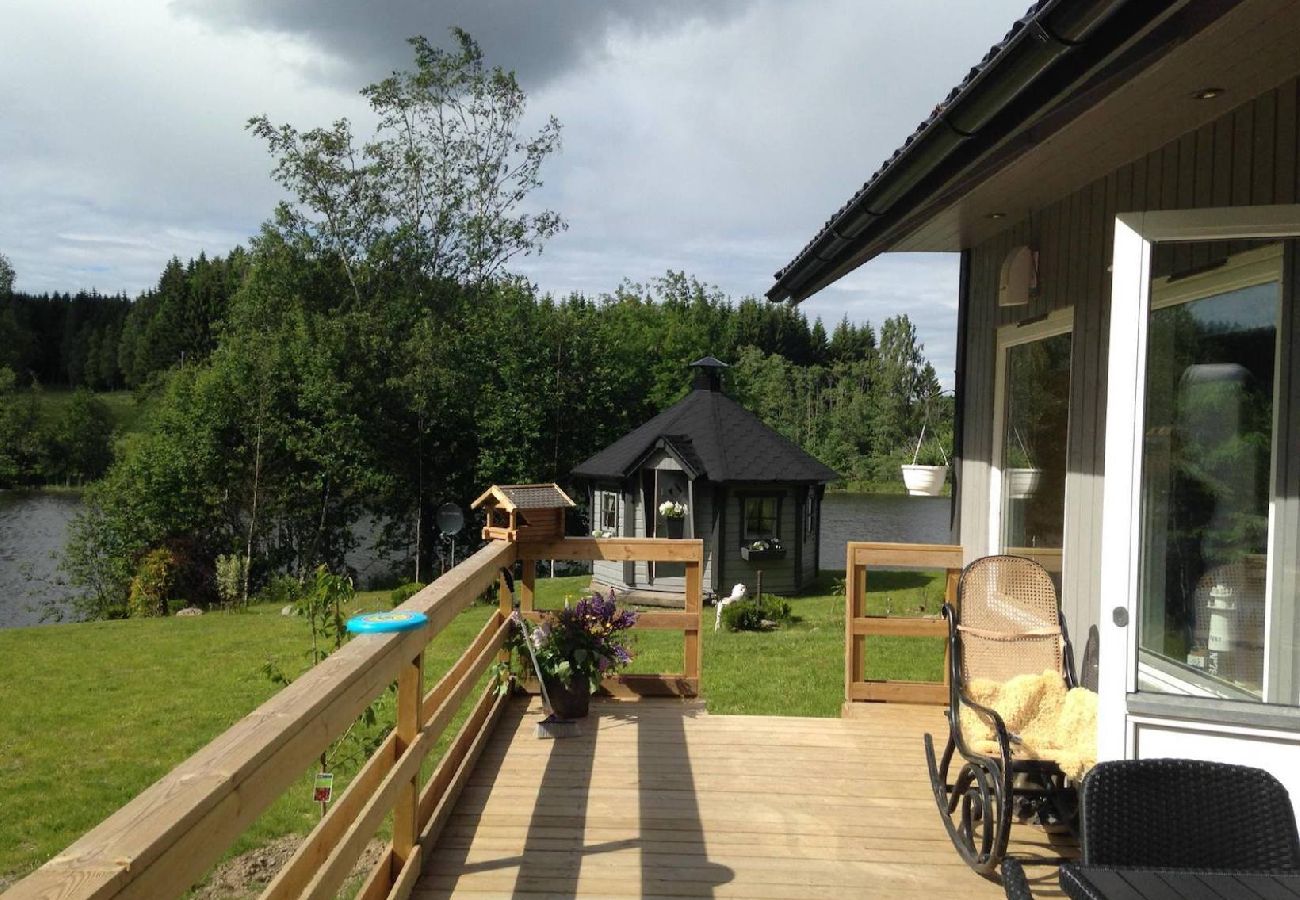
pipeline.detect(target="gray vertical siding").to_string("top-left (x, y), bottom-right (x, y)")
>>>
top-left (722, 484), bottom-right (801, 595)
top-left (960, 76), bottom-right (1300, 645)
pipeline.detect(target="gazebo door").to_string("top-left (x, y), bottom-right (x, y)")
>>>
top-left (650, 469), bottom-right (688, 586)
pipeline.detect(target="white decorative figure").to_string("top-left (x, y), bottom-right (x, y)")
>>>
top-left (714, 583), bottom-right (747, 631)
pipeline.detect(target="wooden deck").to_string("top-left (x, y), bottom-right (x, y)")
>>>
top-left (413, 698), bottom-right (1074, 898)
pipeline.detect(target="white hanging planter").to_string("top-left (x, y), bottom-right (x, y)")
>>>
top-left (901, 464), bottom-right (948, 496)
top-left (1005, 467), bottom-right (1042, 499)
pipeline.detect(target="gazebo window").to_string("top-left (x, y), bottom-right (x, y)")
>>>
top-left (600, 491), bottom-right (618, 531)
top-left (742, 496), bottom-right (779, 540)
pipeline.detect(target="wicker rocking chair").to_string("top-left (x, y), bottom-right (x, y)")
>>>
top-left (923, 555), bottom-right (1080, 877)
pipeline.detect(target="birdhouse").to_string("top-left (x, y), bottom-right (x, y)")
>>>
top-left (471, 483), bottom-right (575, 543)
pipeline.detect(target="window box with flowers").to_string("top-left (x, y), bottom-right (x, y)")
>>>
top-left (740, 538), bottom-right (786, 561)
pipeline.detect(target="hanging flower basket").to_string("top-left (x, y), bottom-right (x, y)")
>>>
top-left (901, 416), bottom-right (950, 496)
top-left (1005, 467), bottom-right (1042, 499)
top-left (901, 464), bottom-right (948, 496)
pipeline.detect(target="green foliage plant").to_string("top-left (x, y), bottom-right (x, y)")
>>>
top-left (389, 581), bottom-right (425, 608)
top-left (127, 548), bottom-right (178, 617)
top-left (721, 595), bottom-right (794, 632)
top-left (215, 553), bottom-right (246, 609)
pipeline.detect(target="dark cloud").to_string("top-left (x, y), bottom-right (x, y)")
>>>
top-left (173, 0), bottom-right (753, 88)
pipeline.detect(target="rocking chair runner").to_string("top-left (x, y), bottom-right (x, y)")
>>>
top-left (923, 555), bottom-right (1080, 877)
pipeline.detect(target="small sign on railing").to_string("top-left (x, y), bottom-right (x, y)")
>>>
top-left (313, 772), bottom-right (333, 804)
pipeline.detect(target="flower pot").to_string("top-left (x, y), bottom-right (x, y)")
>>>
top-left (901, 464), bottom-right (947, 496)
top-left (543, 676), bottom-right (591, 719)
top-left (663, 516), bottom-right (685, 539)
top-left (1005, 467), bottom-right (1042, 499)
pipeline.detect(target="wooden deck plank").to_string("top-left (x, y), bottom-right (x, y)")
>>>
top-left (413, 698), bottom-right (1070, 898)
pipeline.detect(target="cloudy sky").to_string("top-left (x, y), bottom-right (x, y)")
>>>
top-left (2, 0), bottom-right (1030, 382)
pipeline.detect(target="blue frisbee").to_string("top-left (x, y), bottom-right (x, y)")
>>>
top-left (346, 610), bottom-right (429, 634)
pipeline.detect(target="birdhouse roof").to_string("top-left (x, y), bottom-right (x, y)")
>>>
top-left (471, 483), bottom-right (575, 512)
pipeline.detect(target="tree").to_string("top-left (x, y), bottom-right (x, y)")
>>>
top-left (249, 29), bottom-right (565, 294)
top-left (50, 389), bottom-right (113, 484)
top-left (0, 252), bottom-right (14, 296)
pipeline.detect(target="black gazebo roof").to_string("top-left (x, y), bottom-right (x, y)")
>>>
top-left (572, 363), bottom-right (838, 485)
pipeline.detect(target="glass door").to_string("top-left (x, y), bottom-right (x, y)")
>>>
top-left (1099, 207), bottom-right (1300, 764)
top-left (991, 309), bottom-right (1073, 583)
top-left (1136, 244), bottom-right (1281, 701)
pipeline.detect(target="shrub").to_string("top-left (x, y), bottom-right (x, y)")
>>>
top-left (127, 548), bottom-right (177, 617)
top-left (721, 595), bottom-right (794, 632)
top-left (215, 553), bottom-right (246, 608)
top-left (389, 581), bottom-right (425, 608)
top-left (257, 574), bottom-right (301, 608)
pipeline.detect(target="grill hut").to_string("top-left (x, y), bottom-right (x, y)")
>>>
top-left (572, 357), bottom-right (838, 601)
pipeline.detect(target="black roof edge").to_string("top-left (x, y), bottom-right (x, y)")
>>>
top-left (766, 0), bottom-right (1175, 304)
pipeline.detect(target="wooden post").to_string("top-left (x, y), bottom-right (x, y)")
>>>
top-left (684, 560), bottom-right (702, 681)
top-left (520, 560), bottom-right (535, 614)
top-left (844, 557), bottom-right (863, 705)
top-left (498, 573), bottom-right (513, 664)
top-left (393, 651), bottom-right (424, 877)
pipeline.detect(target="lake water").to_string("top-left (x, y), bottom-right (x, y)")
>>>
top-left (0, 489), bottom-right (956, 629)
top-left (0, 491), bottom-right (83, 627)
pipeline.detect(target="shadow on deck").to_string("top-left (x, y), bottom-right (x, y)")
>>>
top-left (414, 698), bottom-right (1074, 898)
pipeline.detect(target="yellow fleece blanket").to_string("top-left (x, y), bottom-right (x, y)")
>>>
top-left (959, 670), bottom-right (1097, 780)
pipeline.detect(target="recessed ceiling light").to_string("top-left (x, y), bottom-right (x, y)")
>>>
top-left (987, 212), bottom-right (1006, 220)
top-left (1192, 87), bottom-right (1225, 100)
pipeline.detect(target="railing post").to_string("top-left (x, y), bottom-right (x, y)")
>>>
top-left (520, 559), bottom-right (535, 614)
top-left (684, 559), bottom-right (702, 682)
top-left (394, 651), bottom-right (424, 875)
top-left (497, 572), bottom-right (513, 662)
top-left (844, 553), bottom-right (863, 706)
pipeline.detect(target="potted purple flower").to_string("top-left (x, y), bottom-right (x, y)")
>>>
top-left (508, 590), bottom-right (639, 719)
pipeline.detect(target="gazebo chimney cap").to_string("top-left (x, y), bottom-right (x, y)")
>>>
top-left (688, 356), bottom-right (730, 370)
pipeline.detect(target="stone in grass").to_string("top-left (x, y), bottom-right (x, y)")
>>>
top-left (175, 607), bottom-right (204, 617)
top-left (281, 605), bottom-right (294, 616)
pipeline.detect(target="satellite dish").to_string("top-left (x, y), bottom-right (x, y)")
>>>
top-left (436, 503), bottom-right (465, 536)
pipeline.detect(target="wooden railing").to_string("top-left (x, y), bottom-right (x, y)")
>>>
top-left (516, 538), bottom-right (704, 697)
top-left (9, 535), bottom-right (704, 900)
top-left (843, 542), bottom-right (963, 711)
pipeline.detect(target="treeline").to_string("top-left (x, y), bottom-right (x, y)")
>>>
top-left (51, 31), bottom-right (949, 619)
top-left (0, 251), bottom-right (246, 390)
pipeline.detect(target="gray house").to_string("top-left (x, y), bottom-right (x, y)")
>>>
top-left (572, 357), bottom-right (838, 600)
top-left (769, 0), bottom-right (1300, 807)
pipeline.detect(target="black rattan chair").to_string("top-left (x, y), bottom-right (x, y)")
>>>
top-left (924, 555), bottom-right (1080, 877)
top-left (1000, 858), bottom-right (1034, 899)
top-left (1081, 758), bottom-right (1300, 870)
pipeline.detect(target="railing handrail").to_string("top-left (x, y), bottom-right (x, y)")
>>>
top-left (10, 535), bottom-right (707, 900)
top-left (7, 539), bottom-right (516, 900)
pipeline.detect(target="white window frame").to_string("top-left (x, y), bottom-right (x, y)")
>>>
top-left (1098, 205), bottom-right (1300, 762)
top-left (988, 306), bottom-right (1075, 559)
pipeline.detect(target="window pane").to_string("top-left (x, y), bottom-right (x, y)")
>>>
top-left (999, 331), bottom-right (1071, 576)
top-left (743, 497), bottom-right (777, 538)
top-left (1137, 243), bottom-right (1280, 701)
top-left (601, 492), bottom-right (617, 530)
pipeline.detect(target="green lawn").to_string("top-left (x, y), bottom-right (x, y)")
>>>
top-left (35, 388), bottom-right (149, 435)
top-left (0, 569), bottom-right (946, 887)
